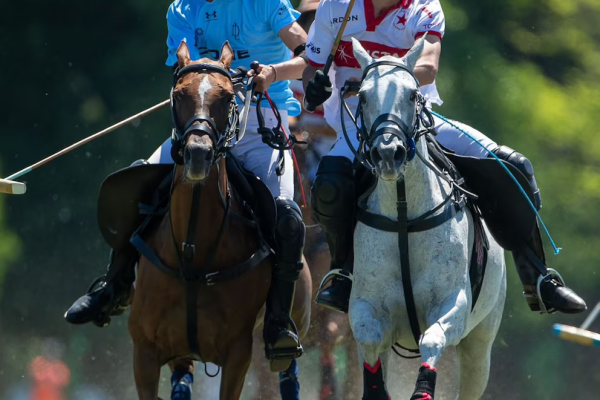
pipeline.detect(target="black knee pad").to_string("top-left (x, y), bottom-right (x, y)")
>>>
top-left (274, 198), bottom-right (305, 281)
top-left (311, 156), bottom-right (356, 232)
top-left (493, 145), bottom-right (542, 209)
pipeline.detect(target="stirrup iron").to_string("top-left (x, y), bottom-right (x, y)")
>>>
top-left (527, 268), bottom-right (566, 314)
top-left (316, 269), bottom-right (354, 294)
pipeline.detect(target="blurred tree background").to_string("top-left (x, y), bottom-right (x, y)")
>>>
top-left (0, 0), bottom-right (598, 399)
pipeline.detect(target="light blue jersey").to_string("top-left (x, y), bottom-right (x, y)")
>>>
top-left (166, 0), bottom-right (301, 116)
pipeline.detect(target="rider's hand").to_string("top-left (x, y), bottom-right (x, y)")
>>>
top-left (304, 70), bottom-right (332, 108)
top-left (248, 64), bottom-right (277, 92)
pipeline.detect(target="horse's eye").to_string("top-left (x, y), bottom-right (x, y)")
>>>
top-left (410, 91), bottom-right (418, 101)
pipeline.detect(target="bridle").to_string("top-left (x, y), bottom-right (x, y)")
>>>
top-left (339, 59), bottom-right (435, 171)
top-left (170, 63), bottom-right (240, 165)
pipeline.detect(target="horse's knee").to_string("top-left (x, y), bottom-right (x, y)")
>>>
top-left (492, 145), bottom-right (542, 209)
top-left (274, 197), bottom-right (305, 281)
top-left (350, 300), bottom-right (385, 365)
top-left (419, 323), bottom-right (447, 361)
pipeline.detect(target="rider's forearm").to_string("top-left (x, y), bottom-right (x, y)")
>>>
top-left (414, 63), bottom-right (438, 86)
top-left (302, 64), bottom-right (319, 91)
top-left (270, 56), bottom-right (308, 82)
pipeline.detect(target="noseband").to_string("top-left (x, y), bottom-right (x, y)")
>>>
top-left (170, 63), bottom-right (239, 165)
top-left (340, 59), bottom-right (434, 171)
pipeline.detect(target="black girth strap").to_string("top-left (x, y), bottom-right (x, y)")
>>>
top-left (129, 180), bottom-right (273, 359)
top-left (183, 184), bottom-right (203, 357)
top-left (357, 194), bottom-right (460, 233)
top-left (397, 180), bottom-right (422, 351)
top-left (355, 168), bottom-right (467, 355)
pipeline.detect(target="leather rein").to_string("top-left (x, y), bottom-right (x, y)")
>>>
top-left (340, 59), bottom-right (472, 356)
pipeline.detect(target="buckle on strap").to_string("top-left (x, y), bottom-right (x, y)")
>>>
top-left (182, 242), bottom-right (195, 262)
top-left (204, 271), bottom-right (219, 286)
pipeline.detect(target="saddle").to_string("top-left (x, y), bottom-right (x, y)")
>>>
top-left (421, 133), bottom-right (538, 304)
top-left (97, 155), bottom-right (277, 253)
top-left (355, 135), bottom-right (520, 307)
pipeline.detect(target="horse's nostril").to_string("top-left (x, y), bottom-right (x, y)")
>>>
top-left (205, 148), bottom-right (214, 161)
top-left (394, 146), bottom-right (406, 161)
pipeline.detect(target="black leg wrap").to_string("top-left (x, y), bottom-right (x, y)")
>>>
top-left (362, 359), bottom-right (389, 400)
top-left (311, 156), bottom-right (356, 272)
top-left (492, 145), bottom-right (542, 209)
top-left (410, 363), bottom-right (437, 400)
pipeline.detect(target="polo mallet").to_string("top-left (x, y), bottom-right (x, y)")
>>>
top-left (0, 178), bottom-right (27, 195)
top-left (553, 302), bottom-right (600, 347)
top-left (2, 64), bottom-right (253, 189)
top-left (304, 0), bottom-right (358, 113)
top-left (2, 100), bottom-right (170, 192)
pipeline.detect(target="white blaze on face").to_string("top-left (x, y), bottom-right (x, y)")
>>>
top-left (198, 76), bottom-right (212, 109)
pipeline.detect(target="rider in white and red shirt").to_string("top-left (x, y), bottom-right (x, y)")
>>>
top-left (303, 0), bottom-right (586, 316)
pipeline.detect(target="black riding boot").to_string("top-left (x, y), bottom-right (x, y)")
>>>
top-left (493, 146), bottom-right (587, 314)
top-left (312, 156), bottom-right (355, 313)
top-left (64, 245), bottom-right (138, 327)
top-left (64, 158), bottom-right (154, 327)
top-left (512, 223), bottom-right (586, 314)
top-left (264, 198), bottom-right (306, 372)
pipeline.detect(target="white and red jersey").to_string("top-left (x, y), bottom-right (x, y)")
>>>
top-left (306, 0), bottom-right (445, 128)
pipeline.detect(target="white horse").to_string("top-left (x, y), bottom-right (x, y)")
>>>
top-left (348, 37), bottom-right (507, 400)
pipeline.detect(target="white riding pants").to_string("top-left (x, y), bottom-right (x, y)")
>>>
top-left (148, 106), bottom-right (294, 199)
top-left (327, 114), bottom-right (499, 160)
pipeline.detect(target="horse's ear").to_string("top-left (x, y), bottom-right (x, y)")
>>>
top-left (352, 38), bottom-right (373, 70)
top-left (220, 41), bottom-right (234, 70)
top-left (404, 34), bottom-right (427, 71)
top-left (176, 40), bottom-right (191, 68)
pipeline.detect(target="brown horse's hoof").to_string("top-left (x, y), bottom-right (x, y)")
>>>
top-left (270, 359), bottom-right (293, 373)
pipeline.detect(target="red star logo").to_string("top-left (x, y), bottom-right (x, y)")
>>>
top-left (397, 14), bottom-right (407, 26)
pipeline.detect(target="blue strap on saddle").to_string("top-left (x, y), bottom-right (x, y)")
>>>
top-left (430, 111), bottom-right (561, 255)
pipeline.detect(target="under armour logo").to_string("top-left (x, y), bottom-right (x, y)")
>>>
top-left (232, 23), bottom-right (240, 40)
top-left (206, 11), bottom-right (217, 20)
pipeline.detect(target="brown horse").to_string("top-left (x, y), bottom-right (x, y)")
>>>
top-left (128, 41), bottom-right (311, 400)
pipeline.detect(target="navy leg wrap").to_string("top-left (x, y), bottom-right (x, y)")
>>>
top-left (279, 358), bottom-right (300, 400)
top-left (170, 370), bottom-right (193, 400)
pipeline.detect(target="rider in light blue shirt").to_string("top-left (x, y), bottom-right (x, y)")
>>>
top-left (65, 0), bottom-right (311, 368)
top-left (166, 0), bottom-right (302, 116)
